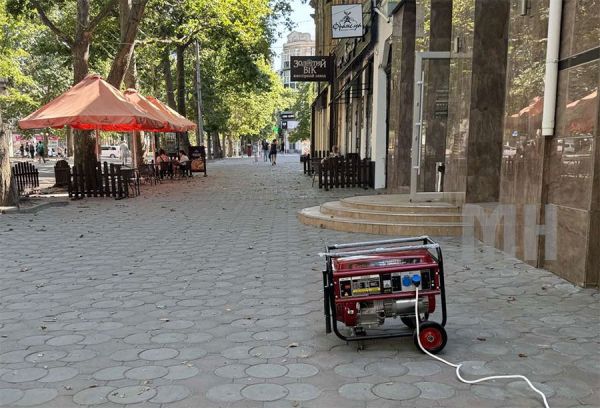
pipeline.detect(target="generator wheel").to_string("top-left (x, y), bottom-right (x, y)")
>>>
top-left (413, 321), bottom-right (447, 354)
top-left (401, 313), bottom-right (428, 329)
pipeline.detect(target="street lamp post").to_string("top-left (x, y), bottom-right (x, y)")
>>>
top-left (194, 40), bottom-right (205, 146)
top-left (43, 132), bottom-right (49, 158)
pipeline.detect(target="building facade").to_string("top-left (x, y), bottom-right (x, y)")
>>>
top-left (310, 0), bottom-right (599, 287)
top-left (280, 32), bottom-right (316, 89)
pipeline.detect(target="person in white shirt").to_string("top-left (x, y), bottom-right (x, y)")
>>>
top-left (119, 141), bottom-right (130, 164)
top-left (178, 150), bottom-right (190, 164)
top-left (178, 150), bottom-right (191, 176)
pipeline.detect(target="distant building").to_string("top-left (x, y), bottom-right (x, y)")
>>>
top-left (280, 32), bottom-right (315, 89)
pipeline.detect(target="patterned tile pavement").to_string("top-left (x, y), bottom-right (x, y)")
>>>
top-left (0, 155), bottom-right (598, 407)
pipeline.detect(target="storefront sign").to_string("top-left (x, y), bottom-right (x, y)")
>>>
top-left (290, 56), bottom-right (334, 82)
top-left (334, 0), bottom-right (375, 78)
top-left (332, 4), bottom-right (364, 39)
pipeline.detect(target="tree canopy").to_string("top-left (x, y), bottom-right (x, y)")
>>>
top-left (1, 0), bottom-right (300, 159)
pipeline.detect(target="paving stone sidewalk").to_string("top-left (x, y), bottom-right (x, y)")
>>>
top-left (0, 155), bottom-right (598, 408)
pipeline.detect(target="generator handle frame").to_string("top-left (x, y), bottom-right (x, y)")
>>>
top-left (322, 236), bottom-right (447, 342)
top-left (322, 243), bottom-right (439, 259)
top-left (327, 236), bottom-right (432, 250)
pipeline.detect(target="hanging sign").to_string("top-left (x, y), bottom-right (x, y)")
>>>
top-left (331, 4), bottom-right (364, 39)
top-left (290, 56), bottom-right (334, 82)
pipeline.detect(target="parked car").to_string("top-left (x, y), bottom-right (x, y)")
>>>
top-left (101, 145), bottom-right (120, 159)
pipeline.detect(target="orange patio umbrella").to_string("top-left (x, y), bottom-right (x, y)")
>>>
top-left (566, 89), bottom-right (597, 133)
top-left (18, 74), bottom-right (163, 132)
top-left (519, 96), bottom-right (544, 117)
top-left (146, 96), bottom-right (196, 132)
top-left (123, 89), bottom-right (185, 132)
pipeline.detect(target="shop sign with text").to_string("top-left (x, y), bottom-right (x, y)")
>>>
top-left (331, 4), bottom-right (363, 38)
top-left (290, 56), bottom-right (334, 82)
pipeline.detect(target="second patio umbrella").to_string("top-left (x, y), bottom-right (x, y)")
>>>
top-left (146, 96), bottom-right (196, 132)
top-left (123, 89), bottom-right (185, 132)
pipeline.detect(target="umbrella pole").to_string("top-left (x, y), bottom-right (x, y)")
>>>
top-left (152, 134), bottom-right (156, 159)
top-left (132, 131), bottom-right (137, 168)
top-left (95, 128), bottom-right (100, 161)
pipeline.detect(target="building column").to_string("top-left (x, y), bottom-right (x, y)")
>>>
top-left (371, 53), bottom-right (389, 188)
top-left (386, 0), bottom-right (416, 191)
top-left (465, 0), bottom-right (510, 202)
top-left (587, 120), bottom-right (600, 285)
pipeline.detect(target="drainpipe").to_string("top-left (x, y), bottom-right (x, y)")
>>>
top-left (372, 0), bottom-right (390, 23)
top-left (541, 0), bottom-right (563, 136)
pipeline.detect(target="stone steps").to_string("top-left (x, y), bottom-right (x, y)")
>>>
top-left (298, 194), bottom-right (465, 237)
top-left (340, 195), bottom-right (462, 213)
top-left (321, 201), bottom-right (463, 223)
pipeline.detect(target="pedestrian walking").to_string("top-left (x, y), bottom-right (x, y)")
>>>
top-left (270, 139), bottom-right (278, 166)
top-left (119, 140), bottom-right (130, 165)
top-left (36, 142), bottom-right (46, 163)
top-left (262, 140), bottom-right (269, 162)
top-left (28, 143), bottom-right (34, 159)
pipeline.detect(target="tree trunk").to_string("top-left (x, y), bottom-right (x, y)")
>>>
top-left (176, 45), bottom-right (190, 153)
top-left (124, 51), bottom-right (143, 166)
top-left (206, 132), bottom-right (212, 158)
top-left (107, 0), bottom-right (147, 87)
top-left (226, 134), bottom-right (233, 158)
top-left (113, 0), bottom-right (145, 166)
top-left (162, 49), bottom-right (176, 109)
top-left (0, 114), bottom-right (18, 207)
top-left (72, 0), bottom-right (96, 177)
top-left (72, 0), bottom-right (91, 83)
top-left (211, 131), bottom-right (221, 158)
top-left (66, 127), bottom-right (74, 157)
top-left (74, 129), bottom-right (97, 194)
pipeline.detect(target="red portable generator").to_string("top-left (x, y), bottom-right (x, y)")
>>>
top-left (322, 236), bottom-right (448, 353)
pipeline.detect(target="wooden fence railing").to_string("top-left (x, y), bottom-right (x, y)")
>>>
top-left (11, 162), bottom-right (39, 195)
top-left (69, 162), bottom-right (131, 200)
top-left (306, 155), bottom-right (372, 191)
top-left (301, 151), bottom-right (329, 175)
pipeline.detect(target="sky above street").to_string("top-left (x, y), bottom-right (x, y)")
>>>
top-left (271, 0), bottom-right (316, 70)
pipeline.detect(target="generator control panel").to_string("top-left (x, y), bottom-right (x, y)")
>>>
top-left (338, 269), bottom-right (434, 298)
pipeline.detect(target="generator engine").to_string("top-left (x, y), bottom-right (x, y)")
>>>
top-left (323, 237), bottom-right (448, 353)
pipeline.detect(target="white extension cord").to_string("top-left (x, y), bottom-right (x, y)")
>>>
top-left (414, 287), bottom-right (550, 408)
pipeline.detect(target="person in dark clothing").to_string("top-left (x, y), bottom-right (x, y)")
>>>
top-left (19, 144), bottom-right (25, 157)
top-left (269, 139), bottom-right (278, 166)
top-left (29, 143), bottom-right (35, 159)
top-left (36, 142), bottom-right (46, 163)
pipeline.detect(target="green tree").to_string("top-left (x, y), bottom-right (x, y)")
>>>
top-left (0, 0), bottom-right (38, 205)
top-left (8, 0), bottom-right (148, 173)
top-left (288, 83), bottom-right (313, 143)
top-left (0, 0), bottom-right (41, 121)
top-left (138, 0), bottom-right (292, 153)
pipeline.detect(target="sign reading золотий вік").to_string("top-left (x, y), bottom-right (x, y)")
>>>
top-left (331, 4), bottom-right (364, 39)
top-left (290, 56), bottom-right (334, 82)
